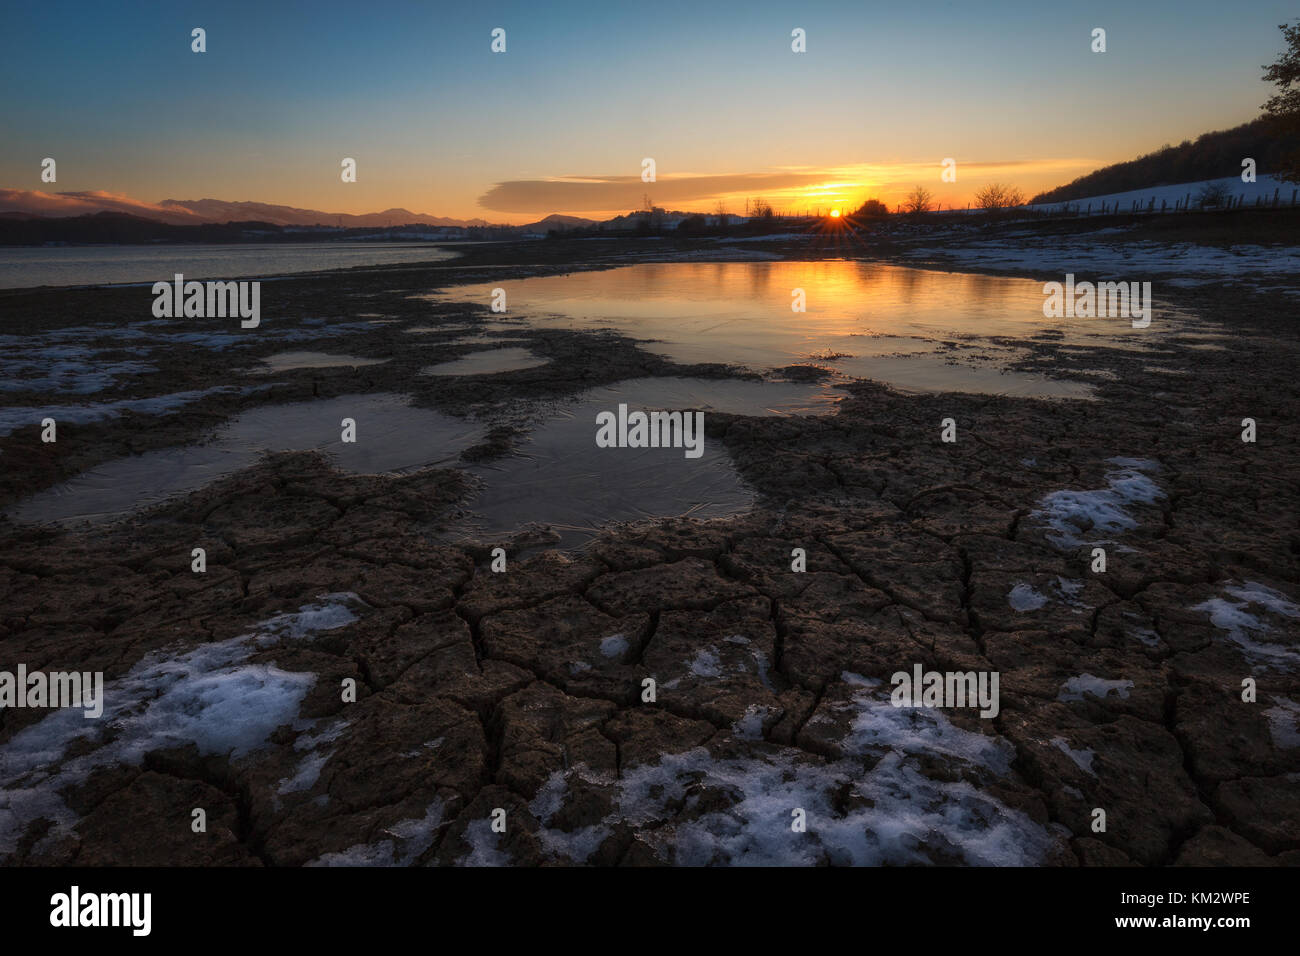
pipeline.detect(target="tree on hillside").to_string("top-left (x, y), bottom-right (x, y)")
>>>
top-left (974, 183), bottom-right (1025, 210)
top-left (903, 186), bottom-right (933, 214)
top-left (853, 198), bottom-right (890, 218)
top-left (1027, 118), bottom-right (1297, 204)
top-left (1196, 181), bottom-right (1232, 208)
top-left (1263, 21), bottom-right (1300, 182)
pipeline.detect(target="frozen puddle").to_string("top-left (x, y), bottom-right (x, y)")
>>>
top-left (421, 347), bottom-right (549, 376)
top-left (256, 351), bottom-right (388, 372)
top-left (458, 377), bottom-right (837, 547)
top-left (0, 594), bottom-right (364, 859)
top-left (8, 394), bottom-right (485, 525)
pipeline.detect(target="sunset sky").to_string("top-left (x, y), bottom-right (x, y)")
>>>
top-left (1, 0), bottom-right (1292, 223)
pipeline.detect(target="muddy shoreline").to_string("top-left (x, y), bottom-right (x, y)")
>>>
top-left (2, 228), bottom-right (1298, 866)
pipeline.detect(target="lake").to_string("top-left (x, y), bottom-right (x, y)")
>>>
top-left (0, 242), bottom-right (462, 290)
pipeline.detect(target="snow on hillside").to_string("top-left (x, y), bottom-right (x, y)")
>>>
top-left (1028, 175), bottom-right (1295, 214)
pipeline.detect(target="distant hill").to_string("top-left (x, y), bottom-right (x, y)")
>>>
top-left (0, 212), bottom-right (285, 245)
top-left (157, 198), bottom-right (491, 228)
top-left (1030, 118), bottom-right (1298, 204)
top-left (0, 190), bottom-right (494, 228)
top-left (0, 211), bottom-right (526, 246)
top-left (521, 214), bottom-right (597, 232)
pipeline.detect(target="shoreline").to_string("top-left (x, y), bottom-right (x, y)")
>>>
top-left (1, 228), bottom-right (1297, 866)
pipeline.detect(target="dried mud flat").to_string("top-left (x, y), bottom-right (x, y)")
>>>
top-left (1, 238), bottom-right (1298, 866)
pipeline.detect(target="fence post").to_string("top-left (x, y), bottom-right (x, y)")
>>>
top-left (1184, 193), bottom-right (1190, 212)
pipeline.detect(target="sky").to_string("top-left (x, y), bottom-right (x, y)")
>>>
top-left (0, 0), bottom-right (1293, 224)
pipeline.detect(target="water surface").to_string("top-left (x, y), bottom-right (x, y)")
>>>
top-left (9, 394), bottom-right (483, 524)
top-left (0, 242), bottom-right (461, 290)
top-left (434, 261), bottom-right (1171, 397)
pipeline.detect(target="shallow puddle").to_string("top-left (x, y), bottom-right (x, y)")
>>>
top-left (8, 394), bottom-right (484, 525)
top-left (421, 347), bottom-right (549, 376)
top-left (256, 351), bottom-right (389, 372)
top-left (831, 354), bottom-right (1093, 399)
top-left (9, 379), bottom-right (831, 536)
top-left (456, 377), bottom-right (836, 547)
top-left (404, 325), bottom-right (477, 335)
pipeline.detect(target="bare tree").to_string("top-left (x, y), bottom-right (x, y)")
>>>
top-left (903, 186), bottom-right (934, 214)
top-left (1263, 21), bottom-right (1300, 182)
top-left (1197, 181), bottom-right (1232, 208)
top-left (973, 183), bottom-right (1026, 210)
top-left (713, 200), bottom-right (730, 223)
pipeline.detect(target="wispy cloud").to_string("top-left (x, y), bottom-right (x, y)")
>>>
top-left (477, 172), bottom-right (832, 213)
top-left (478, 159), bottom-right (1100, 215)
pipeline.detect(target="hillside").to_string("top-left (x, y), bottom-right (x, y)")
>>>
top-left (1030, 118), bottom-right (1297, 204)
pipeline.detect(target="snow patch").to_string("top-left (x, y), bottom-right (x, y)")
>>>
top-left (0, 593), bottom-right (363, 859)
top-left (457, 818), bottom-right (512, 867)
top-left (1264, 697), bottom-right (1300, 749)
top-left (1031, 458), bottom-right (1163, 549)
top-left (307, 798), bottom-right (445, 867)
top-left (599, 634), bottom-right (629, 659)
top-left (1009, 583), bottom-right (1048, 612)
top-left (1050, 737), bottom-right (1097, 776)
top-left (1192, 581), bottom-right (1300, 670)
top-left (1059, 674), bottom-right (1134, 702)
top-left (515, 675), bottom-right (1058, 866)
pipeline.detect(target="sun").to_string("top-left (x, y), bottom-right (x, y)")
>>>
top-left (830, 209), bottom-right (841, 217)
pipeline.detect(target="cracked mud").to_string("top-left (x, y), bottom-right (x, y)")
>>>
top-left (1, 238), bottom-right (1297, 866)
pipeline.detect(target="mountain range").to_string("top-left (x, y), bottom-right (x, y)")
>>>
top-left (0, 189), bottom-right (597, 232)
